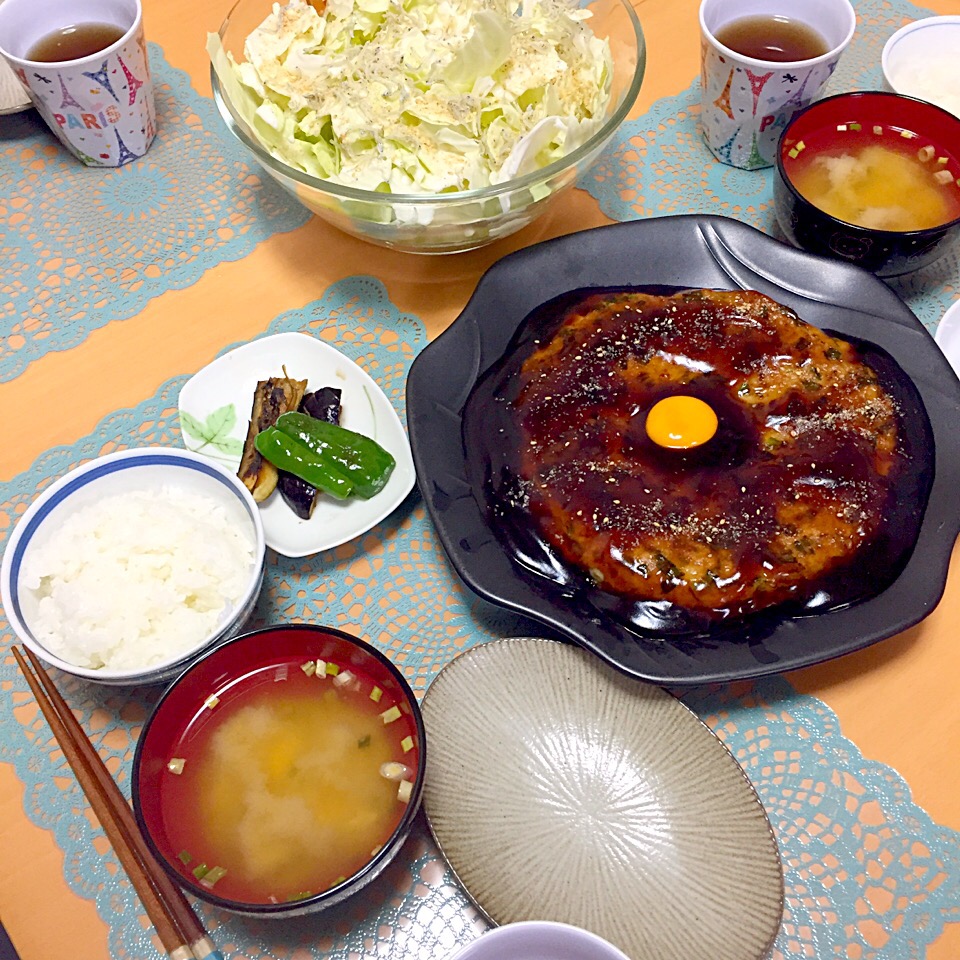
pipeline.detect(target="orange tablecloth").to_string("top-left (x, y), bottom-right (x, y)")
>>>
top-left (1, 0), bottom-right (958, 956)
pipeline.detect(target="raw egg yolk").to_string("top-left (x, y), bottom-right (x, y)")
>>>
top-left (645, 396), bottom-right (718, 449)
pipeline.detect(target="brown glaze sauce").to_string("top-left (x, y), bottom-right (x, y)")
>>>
top-left (463, 286), bottom-right (934, 639)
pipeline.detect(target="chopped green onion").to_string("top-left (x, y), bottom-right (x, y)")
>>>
top-left (849, 122), bottom-right (861, 132)
top-left (873, 125), bottom-right (883, 135)
top-left (380, 761), bottom-right (409, 780)
top-left (315, 658), bottom-right (327, 677)
top-left (358, 734), bottom-right (371, 748)
top-left (167, 758), bottom-right (186, 775)
top-left (203, 695), bottom-right (219, 710)
top-left (178, 850), bottom-right (192, 865)
top-left (370, 844), bottom-right (383, 857)
top-left (285, 890), bottom-right (314, 902)
top-left (200, 866), bottom-right (227, 889)
top-left (380, 705), bottom-right (401, 724)
top-left (333, 669), bottom-right (354, 687)
top-left (397, 780), bottom-right (413, 803)
top-left (325, 662), bottom-right (340, 677)
top-left (401, 736), bottom-right (414, 753)
top-left (369, 686), bottom-right (383, 703)
top-left (934, 170), bottom-right (955, 185)
top-left (918, 145), bottom-right (935, 163)
top-left (301, 660), bottom-right (317, 677)
top-left (192, 863), bottom-right (210, 880)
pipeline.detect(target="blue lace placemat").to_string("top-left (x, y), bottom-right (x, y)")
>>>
top-left (582, 0), bottom-right (960, 331)
top-left (1, 276), bottom-right (958, 960)
top-left (0, 42), bottom-right (311, 384)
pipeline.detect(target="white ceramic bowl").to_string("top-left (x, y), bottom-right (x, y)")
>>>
top-left (450, 922), bottom-right (630, 960)
top-left (1, 447), bottom-right (266, 686)
top-left (882, 16), bottom-right (960, 119)
top-left (935, 299), bottom-right (960, 379)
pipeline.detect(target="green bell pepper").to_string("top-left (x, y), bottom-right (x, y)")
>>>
top-left (273, 412), bottom-right (396, 499)
top-left (254, 428), bottom-right (355, 500)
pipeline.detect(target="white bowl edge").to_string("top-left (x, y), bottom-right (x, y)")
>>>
top-left (1, 447), bottom-right (266, 685)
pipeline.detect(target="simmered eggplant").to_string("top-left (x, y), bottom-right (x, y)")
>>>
top-left (302, 387), bottom-right (342, 424)
top-left (277, 387), bottom-right (343, 518)
top-left (238, 375), bottom-right (307, 502)
top-left (277, 473), bottom-right (319, 519)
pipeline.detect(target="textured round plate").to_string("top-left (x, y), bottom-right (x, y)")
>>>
top-left (422, 638), bottom-right (783, 960)
top-left (0, 58), bottom-right (30, 115)
top-left (178, 331), bottom-right (416, 557)
top-left (0, 0), bottom-right (30, 117)
top-left (406, 215), bottom-right (960, 684)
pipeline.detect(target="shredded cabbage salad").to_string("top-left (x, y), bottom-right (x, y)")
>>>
top-left (209, 0), bottom-right (613, 193)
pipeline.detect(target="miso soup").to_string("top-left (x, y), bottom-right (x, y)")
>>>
top-left (786, 127), bottom-right (960, 231)
top-left (159, 659), bottom-right (419, 904)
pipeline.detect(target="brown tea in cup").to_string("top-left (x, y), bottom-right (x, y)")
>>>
top-left (714, 14), bottom-right (829, 62)
top-left (27, 22), bottom-right (125, 62)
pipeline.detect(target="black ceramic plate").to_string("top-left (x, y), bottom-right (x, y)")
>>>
top-left (406, 215), bottom-right (960, 684)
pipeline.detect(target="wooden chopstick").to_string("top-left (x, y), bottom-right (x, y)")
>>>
top-left (12, 646), bottom-right (223, 960)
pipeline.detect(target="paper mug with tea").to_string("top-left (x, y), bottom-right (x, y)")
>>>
top-left (699, 0), bottom-right (856, 170)
top-left (0, 0), bottom-right (155, 167)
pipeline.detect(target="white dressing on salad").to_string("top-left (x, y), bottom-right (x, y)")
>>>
top-left (208, 0), bottom-right (612, 193)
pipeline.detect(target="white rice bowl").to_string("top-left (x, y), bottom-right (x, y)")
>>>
top-left (1, 448), bottom-right (266, 685)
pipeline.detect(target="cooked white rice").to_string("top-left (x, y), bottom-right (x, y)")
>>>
top-left (896, 59), bottom-right (960, 120)
top-left (21, 487), bottom-right (256, 671)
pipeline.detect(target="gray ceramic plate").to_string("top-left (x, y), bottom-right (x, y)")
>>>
top-left (422, 638), bottom-right (784, 960)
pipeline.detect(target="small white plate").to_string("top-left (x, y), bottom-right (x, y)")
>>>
top-left (178, 332), bottom-right (416, 557)
top-left (935, 300), bottom-right (960, 379)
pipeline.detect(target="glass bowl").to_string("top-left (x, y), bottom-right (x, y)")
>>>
top-left (209, 0), bottom-right (645, 254)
